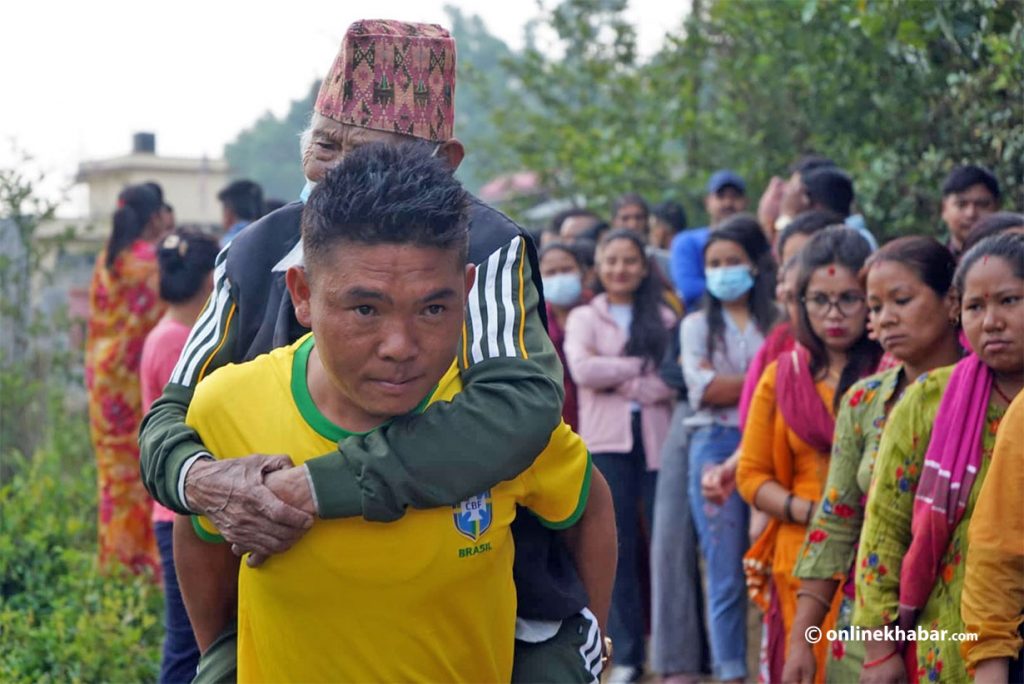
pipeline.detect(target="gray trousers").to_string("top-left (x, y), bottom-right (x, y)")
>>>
top-left (650, 401), bottom-right (711, 676)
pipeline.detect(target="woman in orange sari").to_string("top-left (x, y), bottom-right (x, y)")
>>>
top-left (736, 227), bottom-right (881, 683)
top-left (85, 184), bottom-right (169, 574)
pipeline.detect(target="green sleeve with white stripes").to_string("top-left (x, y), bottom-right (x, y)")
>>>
top-left (139, 248), bottom-right (239, 513)
top-left (307, 235), bottom-right (566, 521)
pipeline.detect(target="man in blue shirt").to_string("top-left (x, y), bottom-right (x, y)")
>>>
top-left (218, 179), bottom-right (264, 246)
top-left (670, 170), bottom-right (746, 311)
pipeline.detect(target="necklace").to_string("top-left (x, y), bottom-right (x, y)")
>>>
top-left (992, 380), bottom-right (1015, 404)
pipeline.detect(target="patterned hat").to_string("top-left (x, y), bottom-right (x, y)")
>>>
top-left (315, 20), bottom-right (457, 142)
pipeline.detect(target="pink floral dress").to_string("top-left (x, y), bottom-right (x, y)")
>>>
top-left (85, 240), bottom-right (165, 574)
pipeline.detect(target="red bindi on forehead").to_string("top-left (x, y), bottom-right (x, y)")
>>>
top-left (827, 266), bottom-right (836, 276)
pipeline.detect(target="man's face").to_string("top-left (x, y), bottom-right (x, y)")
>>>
top-left (705, 186), bottom-right (747, 226)
top-left (941, 183), bottom-right (998, 249)
top-left (289, 241), bottom-right (473, 430)
top-left (220, 203), bottom-right (236, 231)
top-left (302, 117), bottom-right (419, 182)
top-left (612, 203), bottom-right (648, 234)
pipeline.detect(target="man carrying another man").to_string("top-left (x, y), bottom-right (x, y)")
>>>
top-left (175, 142), bottom-right (615, 682)
top-left (141, 19), bottom-right (614, 682)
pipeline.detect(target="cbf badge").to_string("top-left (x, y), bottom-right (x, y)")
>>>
top-left (453, 491), bottom-right (493, 541)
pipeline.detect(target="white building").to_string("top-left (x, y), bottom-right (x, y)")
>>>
top-left (32, 133), bottom-right (231, 344)
top-left (75, 133), bottom-right (229, 229)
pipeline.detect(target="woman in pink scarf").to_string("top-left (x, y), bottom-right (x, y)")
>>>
top-left (854, 233), bottom-right (1024, 683)
top-left (736, 227), bottom-right (882, 683)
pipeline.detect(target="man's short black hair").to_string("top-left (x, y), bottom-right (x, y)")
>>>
top-left (802, 166), bottom-right (854, 217)
top-left (551, 207), bottom-right (601, 233)
top-left (302, 142), bottom-right (469, 273)
top-left (612, 192), bottom-right (649, 216)
top-left (218, 179), bottom-right (265, 221)
top-left (791, 155), bottom-right (835, 176)
top-left (652, 200), bottom-right (688, 234)
top-left (941, 165), bottom-right (1001, 201)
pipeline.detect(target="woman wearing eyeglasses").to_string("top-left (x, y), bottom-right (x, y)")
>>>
top-left (736, 227), bottom-right (881, 683)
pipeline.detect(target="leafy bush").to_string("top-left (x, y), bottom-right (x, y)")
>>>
top-left (1, 156), bottom-right (163, 682)
top-left (0, 414), bottom-right (163, 683)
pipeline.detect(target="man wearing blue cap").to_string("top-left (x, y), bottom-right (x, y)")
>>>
top-left (669, 170), bottom-right (747, 312)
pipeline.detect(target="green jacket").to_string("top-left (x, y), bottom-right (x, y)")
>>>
top-left (139, 198), bottom-right (564, 520)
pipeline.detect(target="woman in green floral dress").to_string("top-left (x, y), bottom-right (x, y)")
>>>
top-left (854, 233), bottom-right (1024, 683)
top-left (783, 237), bottom-right (962, 683)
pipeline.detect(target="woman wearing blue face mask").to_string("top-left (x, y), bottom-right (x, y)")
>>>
top-left (680, 214), bottom-right (778, 683)
top-left (540, 242), bottom-right (590, 431)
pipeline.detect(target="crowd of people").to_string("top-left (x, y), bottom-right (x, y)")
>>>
top-left (535, 161), bottom-right (1022, 684)
top-left (79, 16), bottom-right (1022, 684)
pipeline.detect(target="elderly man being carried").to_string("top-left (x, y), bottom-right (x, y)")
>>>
top-left (174, 142), bottom-right (615, 682)
top-left (142, 19), bottom-right (614, 683)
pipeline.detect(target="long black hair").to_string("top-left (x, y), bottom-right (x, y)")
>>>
top-left (794, 226), bottom-right (882, 410)
top-left (702, 214), bottom-right (778, 358)
top-left (596, 229), bottom-right (670, 369)
top-left (106, 184), bottom-right (161, 270)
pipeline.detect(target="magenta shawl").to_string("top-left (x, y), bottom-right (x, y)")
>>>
top-left (899, 354), bottom-right (992, 614)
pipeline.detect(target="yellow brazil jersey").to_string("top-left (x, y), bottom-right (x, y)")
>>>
top-left (187, 333), bottom-right (591, 683)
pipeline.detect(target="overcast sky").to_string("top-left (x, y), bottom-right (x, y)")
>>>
top-left (1, 0), bottom-right (687, 215)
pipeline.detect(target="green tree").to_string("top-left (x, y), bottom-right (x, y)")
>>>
top-left (445, 5), bottom-right (520, 192)
top-left (479, 0), bottom-right (674, 216)
top-left (224, 81), bottom-right (319, 201)
top-left (482, 0), bottom-right (1023, 236)
top-left (0, 153), bottom-right (76, 464)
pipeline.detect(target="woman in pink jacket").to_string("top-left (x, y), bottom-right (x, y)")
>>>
top-left (565, 229), bottom-right (678, 683)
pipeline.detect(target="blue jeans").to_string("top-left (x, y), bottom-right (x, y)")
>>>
top-left (687, 425), bottom-right (748, 681)
top-left (155, 521), bottom-right (200, 684)
top-left (593, 413), bottom-right (657, 669)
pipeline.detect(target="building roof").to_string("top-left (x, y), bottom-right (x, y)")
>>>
top-left (76, 153), bottom-right (228, 182)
